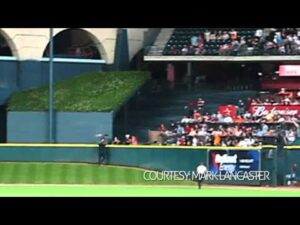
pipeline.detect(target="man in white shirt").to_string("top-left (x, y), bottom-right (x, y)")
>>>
top-left (196, 162), bottom-right (207, 189)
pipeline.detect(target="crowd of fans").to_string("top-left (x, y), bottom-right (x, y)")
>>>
top-left (110, 89), bottom-right (300, 147)
top-left (157, 93), bottom-right (300, 146)
top-left (159, 119), bottom-right (298, 147)
top-left (164, 28), bottom-right (300, 56)
top-left (111, 134), bottom-right (139, 145)
top-left (250, 89), bottom-right (300, 105)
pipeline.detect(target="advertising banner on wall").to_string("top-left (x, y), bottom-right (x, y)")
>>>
top-left (279, 65), bottom-right (300, 76)
top-left (208, 150), bottom-right (260, 174)
top-left (249, 105), bottom-right (300, 116)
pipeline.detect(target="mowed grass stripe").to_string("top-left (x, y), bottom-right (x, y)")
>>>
top-left (17, 163), bottom-right (30, 183)
top-left (9, 163), bottom-right (20, 183)
top-left (79, 163), bottom-right (93, 184)
top-left (66, 164), bottom-right (78, 184)
top-left (44, 163), bottom-right (53, 184)
top-left (58, 164), bottom-right (69, 184)
top-left (91, 164), bottom-right (100, 184)
top-left (0, 163), bottom-right (14, 183)
top-left (35, 163), bottom-right (47, 183)
top-left (0, 162), bottom-right (192, 185)
top-left (26, 163), bottom-right (35, 183)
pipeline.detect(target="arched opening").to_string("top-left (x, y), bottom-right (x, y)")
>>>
top-left (43, 29), bottom-right (102, 59)
top-left (0, 32), bottom-right (13, 56)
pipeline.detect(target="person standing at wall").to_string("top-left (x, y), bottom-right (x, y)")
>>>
top-left (96, 133), bottom-right (108, 165)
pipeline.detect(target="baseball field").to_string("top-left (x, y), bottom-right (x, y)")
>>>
top-left (0, 162), bottom-right (299, 197)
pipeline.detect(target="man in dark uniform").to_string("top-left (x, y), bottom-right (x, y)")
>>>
top-left (97, 134), bottom-right (108, 164)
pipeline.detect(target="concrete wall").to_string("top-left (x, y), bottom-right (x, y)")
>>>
top-left (1, 28), bottom-right (151, 65)
top-left (126, 28), bottom-right (148, 61)
top-left (7, 112), bottom-right (114, 143)
top-left (0, 59), bottom-right (18, 104)
top-left (0, 58), bottom-right (103, 104)
top-left (0, 28), bottom-right (118, 64)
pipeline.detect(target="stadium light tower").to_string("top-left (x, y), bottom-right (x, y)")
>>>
top-left (49, 28), bottom-right (54, 143)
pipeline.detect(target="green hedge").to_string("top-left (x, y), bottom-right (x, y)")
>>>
top-left (8, 71), bottom-right (151, 112)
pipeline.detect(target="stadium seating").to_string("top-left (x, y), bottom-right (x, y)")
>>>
top-left (163, 28), bottom-right (300, 56)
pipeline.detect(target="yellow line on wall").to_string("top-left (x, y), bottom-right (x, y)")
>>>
top-left (284, 146), bottom-right (300, 149)
top-left (0, 143), bottom-right (97, 148)
top-left (0, 143), bottom-right (277, 150)
top-left (107, 144), bottom-right (269, 150)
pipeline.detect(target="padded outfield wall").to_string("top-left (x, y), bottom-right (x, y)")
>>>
top-left (0, 144), bottom-right (285, 186)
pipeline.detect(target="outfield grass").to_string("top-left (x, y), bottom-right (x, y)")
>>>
top-left (0, 162), bottom-right (194, 185)
top-left (0, 162), bottom-right (299, 196)
top-left (8, 71), bottom-right (150, 112)
top-left (0, 185), bottom-right (300, 197)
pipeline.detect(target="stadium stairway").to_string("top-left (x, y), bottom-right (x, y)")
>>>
top-left (124, 80), bottom-right (258, 142)
top-left (147, 29), bottom-right (175, 56)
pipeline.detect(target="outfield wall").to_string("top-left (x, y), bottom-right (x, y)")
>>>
top-left (0, 144), bottom-right (285, 186)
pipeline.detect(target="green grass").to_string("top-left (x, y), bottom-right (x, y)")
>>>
top-left (0, 185), bottom-right (300, 197)
top-left (8, 71), bottom-right (150, 112)
top-left (0, 162), bottom-right (299, 196)
top-left (0, 162), bottom-right (194, 185)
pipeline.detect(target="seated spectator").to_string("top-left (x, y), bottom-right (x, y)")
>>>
top-left (234, 115), bottom-right (245, 123)
top-left (160, 123), bottom-right (167, 132)
top-left (193, 110), bottom-right (202, 120)
top-left (197, 98), bottom-right (205, 109)
top-left (216, 30), bottom-right (223, 40)
top-left (286, 130), bottom-right (296, 144)
top-left (204, 30), bottom-right (210, 42)
top-left (125, 134), bottom-right (132, 145)
top-left (230, 29), bottom-right (238, 40)
top-left (222, 31), bottom-right (230, 41)
top-left (212, 129), bottom-right (222, 146)
top-left (255, 29), bottom-right (263, 38)
top-left (192, 136), bottom-right (198, 146)
top-left (181, 45), bottom-right (188, 55)
top-left (265, 112), bottom-right (275, 122)
top-left (283, 96), bottom-right (291, 105)
top-left (189, 127), bottom-right (197, 136)
top-left (210, 31), bottom-right (216, 41)
top-left (198, 127), bottom-right (208, 136)
top-left (237, 138), bottom-right (248, 147)
top-left (191, 35), bottom-right (199, 47)
top-left (131, 135), bottom-right (138, 145)
top-left (217, 112), bottom-right (224, 122)
top-left (177, 125), bottom-right (185, 134)
top-left (184, 124), bottom-right (192, 134)
top-left (112, 137), bottom-right (121, 144)
top-left (223, 115), bottom-right (234, 123)
top-left (177, 136), bottom-right (186, 146)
